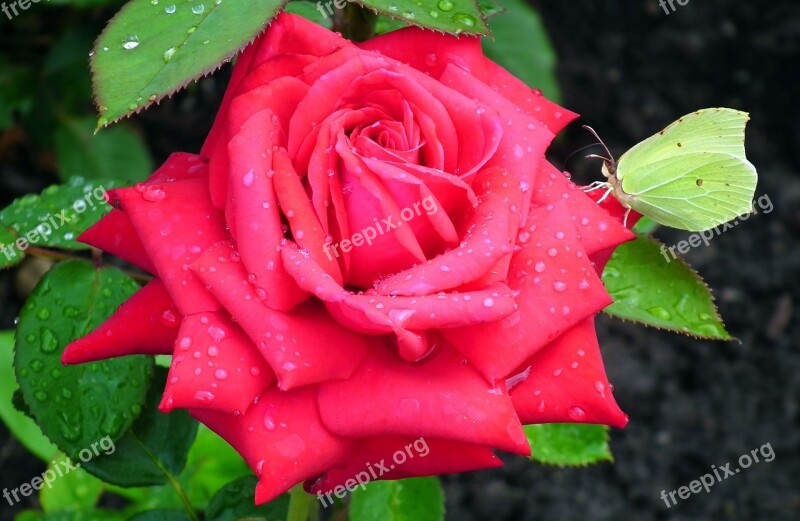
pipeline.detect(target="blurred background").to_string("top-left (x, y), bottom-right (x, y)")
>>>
top-left (1, 0), bottom-right (798, 520)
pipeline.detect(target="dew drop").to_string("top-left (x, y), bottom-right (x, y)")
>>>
top-left (567, 406), bottom-right (586, 420)
top-left (122, 34), bottom-right (140, 50)
top-left (192, 3), bottom-right (205, 14)
top-left (165, 4), bottom-right (176, 13)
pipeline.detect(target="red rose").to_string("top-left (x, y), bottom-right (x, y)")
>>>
top-left (64, 13), bottom-right (636, 503)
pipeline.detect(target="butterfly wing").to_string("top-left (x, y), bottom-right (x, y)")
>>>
top-left (620, 151), bottom-right (757, 231)
top-left (616, 108), bottom-right (750, 183)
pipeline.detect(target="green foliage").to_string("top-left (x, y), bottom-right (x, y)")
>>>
top-left (524, 423), bottom-right (613, 466)
top-left (0, 331), bottom-right (58, 460)
top-left (14, 260), bottom-right (153, 461)
top-left (349, 478), bottom-right (444, 521)
top-left (354, 0), bottom-right (489, 35)
top-left (205, 477), bottom-right (289, 521)
top-left (92, 0), bottom-right (288, 125)
top-left (0, 177), bottom-right (120, 257)
top-left (82, 367), bottom-right (199, 487)
top-left (127, 511), bottom-right (192, 521)
top-left (482, 0), bottom-right (560, 103)
top-left (40, 456), bottom-right (105, 512)
top-left (603, 236), bottom-right (731, 339)
top-left (55, 116), bottom-right (152, 183)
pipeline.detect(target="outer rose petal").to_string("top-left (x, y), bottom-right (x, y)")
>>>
top-left (318, 346), bottom-right (530, 455)
top-left (112, 177), bottom-right (226, 315)
top-left (510, 318), bottom-right (628, 428)
top-left (160, 312), bottom-right (274, 415)
top-left (62, 280), bottom-right (178, 364)
top-left (192, 386), bottom-right (354, 505)
top-left (78, 209), bottom-right (155, 274)
top-left (532, 161), bottom-right (635, 256)
top-left (307, 437), bottom-right (502, 495)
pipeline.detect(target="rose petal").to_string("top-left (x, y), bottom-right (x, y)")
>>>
top-left (359, 27), bottom-right (577, 134)
top-left (318, 346), bottom-right (529, 455)
top-left (510, 318), bottom-right (628, 428)
top-left (114, 177), bottom-right (225, 315)
top-left (374, 167), bottom-right (518, 296)
top-left (192, 385), bottom-right (354, 505)
top-left (442, 202), bottom-right (611, 380)
top-left (272, 148), bottom-right (343, 284)
top-left (307, 436), bottom-right (501, 495)
top-left (160, 312), bottom-right (274, 415)
top-left (78, 209), bottom-right (155, 273)
top-left (227, 108), bottom-right (308, 311)
top-left (533, 161), bottom-right (635, 257)
top-left (191, 241), bottom-right (369, 389)
top-left (62, 279), bottom-right (178, 364)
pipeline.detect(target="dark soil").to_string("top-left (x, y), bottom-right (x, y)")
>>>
top-left (2, 0), bottom-right (799, 520)
top-left (443, 1), bottom-right (800, 520)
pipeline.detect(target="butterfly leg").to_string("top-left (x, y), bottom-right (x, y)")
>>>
top-left (583, 181), bottom-right (609, 193)
top-left (596, 185), bottom-right (615, 204)
top-left (623, 207), bottom-right (632, 228)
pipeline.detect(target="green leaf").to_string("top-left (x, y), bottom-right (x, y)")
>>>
top-left (0, 177), bottom-right (120, 252)
top-left (482, 0), bottom-right (560, 103)
top-left (349, 477), bottom-right (444, 521)
top-left (205, 476), bottom-right (289, 521)
top-left (0, 331), bottom-right (58, 460)
top-left (524, 423), bottom-right (612, 466)
top-left (0, 221), bottom-right (25, 269)
top-left (14, 512), bottom-right (126, 521)
top-left (127, 511), bottom-right (192, 521)
top-left (55, 116), bottom-right (153, 183)
top-left (105, 426), bottom-right (250, 514)
top-left (353, 0), bottom-right (489, 36)
top-left (82, 367), bottom-right (199, 487)
top-left (14, 260), bottom-right (153, 461)
top-left (602, 236), bottom-right (731, 339)
top-left (92, 0), bottom-right (288, 126)
top-left (40, 455), bottom-right (104, 513)
top-left (285, 0), bottom-right (331, 27)
top-left (632, 216), bottom-right (659, 235)
top-left (477, 0), bottom-right (504, 18)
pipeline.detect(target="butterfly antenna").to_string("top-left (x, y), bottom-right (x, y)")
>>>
top-left (582, 126), bottom-right (615, 165)
top-left (563, 143), bottom-right (607, 170)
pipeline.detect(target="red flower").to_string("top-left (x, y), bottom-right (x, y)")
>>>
top-left (64, 13), bottom-right (637, 503)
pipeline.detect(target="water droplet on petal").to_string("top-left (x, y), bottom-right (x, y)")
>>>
top-left (568, 406), bottom-right (586, 420)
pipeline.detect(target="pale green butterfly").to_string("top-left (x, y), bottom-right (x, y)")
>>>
top-left (584, 108), bottom-right (758, 231)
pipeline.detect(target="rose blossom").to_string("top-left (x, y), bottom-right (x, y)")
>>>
top-left (64, 13), bottom-right (638, 503)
